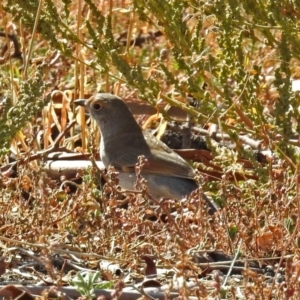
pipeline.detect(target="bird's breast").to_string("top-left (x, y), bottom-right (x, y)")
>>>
top-left (100, 139), bottom-right (110, 167)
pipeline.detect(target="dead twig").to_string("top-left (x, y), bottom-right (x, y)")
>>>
top-left (0, 120), bottom-right (77, 173)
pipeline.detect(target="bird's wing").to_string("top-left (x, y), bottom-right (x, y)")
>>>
top-left (104, 131), bottom-right (195, 180)
top-left (143, 132), bottom-right (195, 179)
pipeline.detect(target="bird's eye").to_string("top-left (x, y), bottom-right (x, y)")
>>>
top-left (93, 102), bottom-right (102, 111)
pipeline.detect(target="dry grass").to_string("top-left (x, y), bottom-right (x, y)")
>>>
top-left (1, 0), bottom-right (300, 299)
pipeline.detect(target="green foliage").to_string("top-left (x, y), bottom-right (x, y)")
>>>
top-left (0, 67), bottom-right (49, 155)
top-left (207, 0), bottom-right (300, 160)
top-left (69, 271), bottom-right (113, 299)
top-left (3, 0), bottom-right (300, 162)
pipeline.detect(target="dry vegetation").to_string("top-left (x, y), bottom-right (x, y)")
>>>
top-left (1, 0), bottom-right (300, 299)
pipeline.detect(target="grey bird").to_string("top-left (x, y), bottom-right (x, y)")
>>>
top-left (75, 93), bottom-right (218, 214)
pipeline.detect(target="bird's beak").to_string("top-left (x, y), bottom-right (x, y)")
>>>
top-left (74, 99), bottom-right (87, 107)
top-left (74, 99), bottom-right (90, 116)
